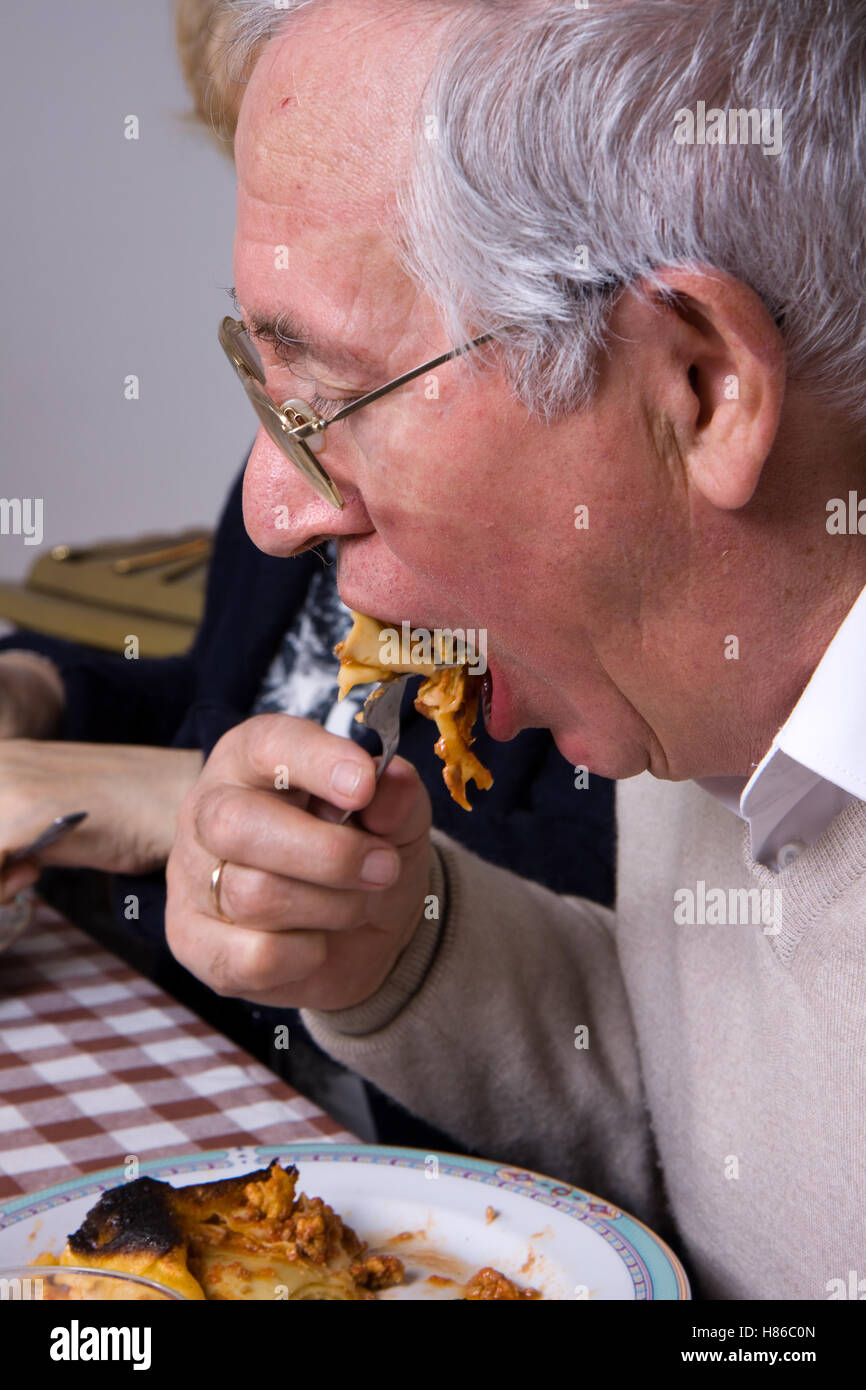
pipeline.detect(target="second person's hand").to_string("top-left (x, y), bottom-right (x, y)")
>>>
top-left (0, 740), bottom-right (204, 902)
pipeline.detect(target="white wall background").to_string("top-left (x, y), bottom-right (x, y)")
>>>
top-left (0, 1), bottom-right (254, 580)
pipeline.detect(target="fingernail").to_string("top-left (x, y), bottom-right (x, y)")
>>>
top-left (331, 760), bottom-right (362, 796)
top-left (361, 849), bottom-right (400, 886)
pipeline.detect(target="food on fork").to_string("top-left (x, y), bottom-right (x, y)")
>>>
top-left (335, 611), bottom-right (493, 810)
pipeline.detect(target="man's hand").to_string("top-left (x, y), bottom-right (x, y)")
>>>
top-left (164, 714), bottom-right (434, 1012)
top-left (0, 650), bottom-right (65, 739)
top-left (0, 742), bottom-right (203, 902)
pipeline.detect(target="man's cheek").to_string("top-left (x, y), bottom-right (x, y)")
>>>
top-left (352, 425), bottom-right (453, 544)
top-left (370, 482), bottom-right (476, 591)
top-left (350, 390), bottom-right (510, 595)
top-left (349, 407), bottom-right (420, 494)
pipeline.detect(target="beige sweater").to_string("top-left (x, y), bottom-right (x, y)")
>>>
top-left (302, 775), bottom-right (866, 1300)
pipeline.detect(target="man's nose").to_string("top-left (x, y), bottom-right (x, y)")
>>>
top-left (241, 427), bottom-right (370, 556)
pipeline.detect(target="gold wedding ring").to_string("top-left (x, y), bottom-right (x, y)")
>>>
top-left (210, 859), bottom-right (232, 923)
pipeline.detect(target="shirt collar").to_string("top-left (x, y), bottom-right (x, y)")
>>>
top-left (698, 583), bottom-right (866, 863)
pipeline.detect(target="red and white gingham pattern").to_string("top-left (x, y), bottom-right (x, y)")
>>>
top-left (0, 906), bottom-right (356, 1200)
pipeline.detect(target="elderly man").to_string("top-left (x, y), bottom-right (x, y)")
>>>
top-left (163, 0), bottom-right (865, 1300)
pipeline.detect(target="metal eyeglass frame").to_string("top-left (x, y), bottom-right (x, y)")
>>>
top-left (219, 316), bottom-right (495, 509)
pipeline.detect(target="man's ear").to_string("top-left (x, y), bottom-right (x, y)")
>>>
top-left (647, 266), bottom-right (786, 510)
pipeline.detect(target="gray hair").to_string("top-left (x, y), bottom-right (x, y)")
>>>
top-left (224, 0), bottom-right (866, 425)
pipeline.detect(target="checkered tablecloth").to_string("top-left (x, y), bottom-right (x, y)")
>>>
top-left (0, 905), bottom-right (356, 1200)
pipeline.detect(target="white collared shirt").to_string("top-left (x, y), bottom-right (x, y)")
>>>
top-left (698, 583), bottom-right (866, 871)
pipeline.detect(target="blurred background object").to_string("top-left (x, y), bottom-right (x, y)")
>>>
top-left (0, 2), bottom-right (248, 584)
top-left (0, 528), bottom-right (211, 654)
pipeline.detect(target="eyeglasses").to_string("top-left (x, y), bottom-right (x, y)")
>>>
top-left (218, 316), bottom-right (495, 509)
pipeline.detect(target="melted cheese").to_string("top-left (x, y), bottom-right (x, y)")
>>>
top-left (190, 1248), bottom-right (365, 1301)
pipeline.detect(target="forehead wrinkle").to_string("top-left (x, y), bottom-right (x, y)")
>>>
top-left (236, 2), bottom-right (442, 202)
top-left (248, 103), bottom-right (382, 208)
top-left (234, 3), bottom-right (450, 375)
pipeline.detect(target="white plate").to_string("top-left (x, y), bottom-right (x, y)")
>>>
top-left (0, 1143), bottom-right (690, 1299)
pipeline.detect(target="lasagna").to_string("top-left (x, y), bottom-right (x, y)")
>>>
top-left (335, 611), bottom-right (493, 811)
top-left (50, 1161), bottom-right (403, 1301)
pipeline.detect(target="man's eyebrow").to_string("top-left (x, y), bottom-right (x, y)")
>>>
top-left (226, 286), bottom-right (379, 373)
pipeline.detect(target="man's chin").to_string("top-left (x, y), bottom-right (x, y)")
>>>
top-left (552, 729), bottom-right (595, 769)
top-left (551, 729), bottom-right (649, 782)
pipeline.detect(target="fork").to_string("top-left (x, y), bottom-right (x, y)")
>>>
top-left (0, 811), bottom-right (89, 952)
top-left (336, 675), bottom-right (410, 825)
top-left (4, 811), bottom-right (89, 865)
